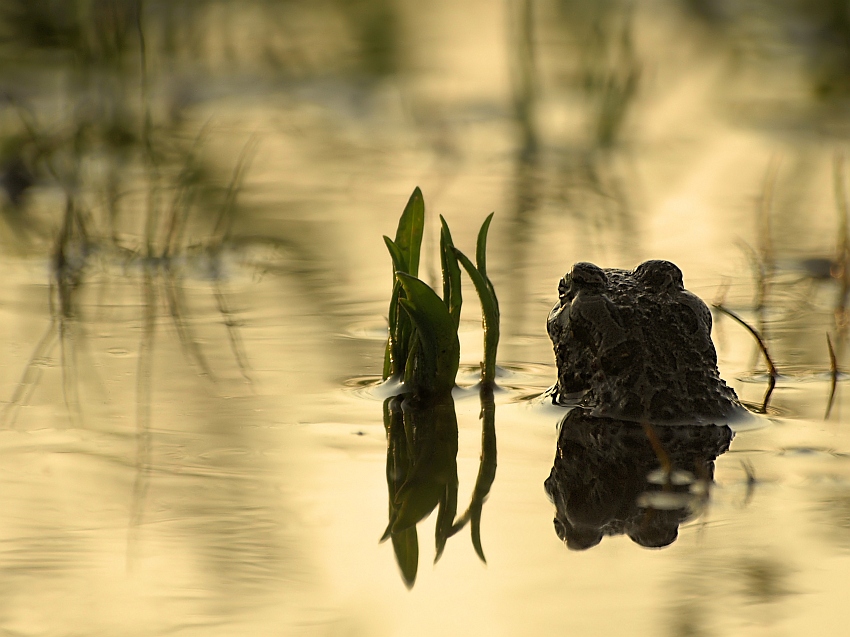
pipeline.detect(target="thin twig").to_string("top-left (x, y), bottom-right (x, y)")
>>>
top-left (163, 122), bottom-right (211, 257)
top-left (163, 273), bottom-right (216, 380)
top-left (213, 281), bottom-right (251, 382)
top-left (58, 316), bottom-right (81, 428)
top-left (212, 135), bottom-right (259, 243)
top-left (713, 304), bottom-right (777, 413)
top-left (0, 319), bottom-right (57, 428)
top-left (826, 332), bottom-right (839, 420)
top-left (741, 459), bottom-right (757, 507)
top-left (641, 421), bottom-right (672, 477)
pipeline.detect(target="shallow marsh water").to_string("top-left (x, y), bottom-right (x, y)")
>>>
top-left (2, 1), bottom-right (850, 635)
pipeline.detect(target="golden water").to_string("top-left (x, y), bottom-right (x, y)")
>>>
top-left (2, 2), bottom-right (850, 635)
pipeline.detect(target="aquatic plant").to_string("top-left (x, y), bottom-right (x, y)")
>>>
top-left (448, 384), bottom-right (497, 563)
top-left (381, 393), bottom-right (458, 588)
top-left (382, 187), bottom-right (500, 396)
top-left (452, 213), bottom-right (500, 386)
top-left (381, 385), bottom-right (497, 587)
top-left (379, 189), bottom-right (500, 586)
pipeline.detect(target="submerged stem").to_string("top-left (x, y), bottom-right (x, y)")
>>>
top-left (713, 304), bottom-right (776, 413)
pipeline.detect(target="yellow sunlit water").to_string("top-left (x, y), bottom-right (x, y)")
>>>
top-left (2, 1), bottom-right (850, 635)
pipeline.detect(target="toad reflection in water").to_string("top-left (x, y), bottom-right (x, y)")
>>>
top-left (545, 410), bottom-right (734, 550)
top-left (545, 260), bottom-right (746, 549)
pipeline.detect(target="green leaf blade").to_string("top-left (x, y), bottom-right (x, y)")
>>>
top-left (394, 187), bottom-right (425, 277)
top-left (384, 237), bottom-right (413, 380)
top-left (391, 527), bottom-right (419, 589)
top-left (396, 272), bottom-right (460, 396)
top-left (475, 212), bottom-right (494, 277)
top-left (439, 215), bottom-right (463, 329)
top-left (384, 235), bottom-right (407, 274)
top-left (434, 479), bottom-right (459, 563)
top-left (453, 247), bottom-right (500, 386)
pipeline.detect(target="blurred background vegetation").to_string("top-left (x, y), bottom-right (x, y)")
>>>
top-left (3, 0), bottom-right (850, 354)
top-left (3, 0), bottom-right (850, 242)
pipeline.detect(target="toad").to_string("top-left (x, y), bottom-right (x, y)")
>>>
top-left (547, 260), bottom-right (744, 423)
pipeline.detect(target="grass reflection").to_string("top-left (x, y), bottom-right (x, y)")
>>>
top-left (715, 154), bottom-right (850, 418)
top-left (381, 387), bottom-right (497, 588)
top-left (554, 0), bottom-right (641, 149)
top-left (2, 193), bottom-right (92, 428)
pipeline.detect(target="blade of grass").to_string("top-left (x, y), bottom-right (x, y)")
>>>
top-left (1, 317), bottom-right (58, 428)
top-left (394, 187), bottom-right (425, 277)
top-left (212, 134), bottom-right (259, 243)
top-left (383, 280), bottom-right (402, 379)
top-left (383, 237), bottom-right (413, 379)
top-left (475, 213), bottom-right (499, 317)
top-left (382, 396), bottom-right (408, 541)
top-left (391, 528), bottom-right (419, 589)
top-left (453, 247), bottom-right (500, 386)
top-left (396, 272), bottom-right (460, 396)
top-left (383, 236), bottom-right (407, 274)
top-left (439, 216), bottom-right (462, 329)
top-left (470, 386), bottom-right (497, 562)
top-left (450, 385), bottom-right (498, 562)
top-left (476, 213), bottom-right (494, 278)
top-left (212, 280), bottom-right (251, 382)
top-left (741, 460), bottom-right (757, 507)
top-left (434, 481), bottom-right (459, 563)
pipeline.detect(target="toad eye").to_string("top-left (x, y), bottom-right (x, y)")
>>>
top-left (570, 262), bottom-right (607, 289)
top-left (558, 274), bottom-right (572, 299)
top-left (634, 259), bottom-right (683, 292)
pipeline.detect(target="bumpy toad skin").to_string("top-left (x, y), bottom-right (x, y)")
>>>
top-left (547, 260), bottom-right (743, 423)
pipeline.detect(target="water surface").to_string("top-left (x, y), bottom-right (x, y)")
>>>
top-left (2, 1), bottom-right (850, 635)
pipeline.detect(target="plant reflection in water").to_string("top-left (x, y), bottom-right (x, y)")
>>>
top-left (545, 408), bottom-right (734, 550)
top-left (378, 187), bottom-right (500, 587)
top-left (380, 386), bottom-right (497, 588)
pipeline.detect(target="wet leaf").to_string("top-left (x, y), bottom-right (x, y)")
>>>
top-left (394, 187), bottom-right (425, 277)
top-left (392, 479), bottom-right (445, 532)
top-left (476, 212), bottom-right (494, 278)
top-left (471, 388), bottom-right (497, 562)
top-left (453, 247), bottom-right (500, 386)
top-left (450, 387), bottom-right (496, 563)
top-left (383, 236), bottom-right (415, 379)
top-left (396, 272), bottom-right (459, 396)
top-left (391, 527), bottom-right (419, 589)
top-left (383, 236), bottom-right (407, 274)
top-left (439, 215), bottom-right (463, 329)
top-left (434, 479), bottom-right (459, 563)
top-left (384, 277), bottom-right (412, 380)
top-left (475, 212), bottom-right (499, 314)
